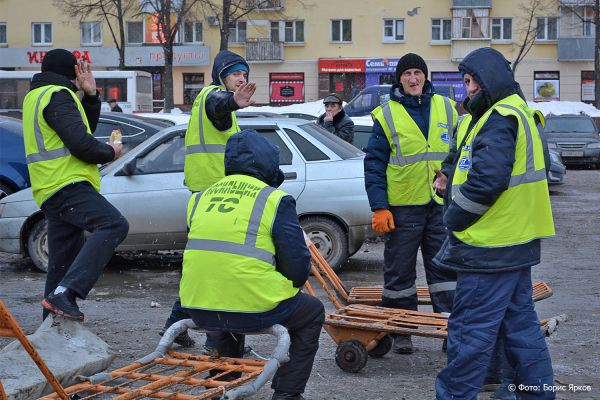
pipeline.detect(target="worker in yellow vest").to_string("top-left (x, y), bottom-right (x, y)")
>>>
top-left (433, 48), bottom-right (555, 400)
top-left (22, 49), bottom-right (128, 321)
top-left (364, 53), bottom-right (458, 354)
top-left (180, 130), bottom-right (324, 400)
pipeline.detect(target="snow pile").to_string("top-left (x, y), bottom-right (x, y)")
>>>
top-left (527, 101), bottom-right (600, 117)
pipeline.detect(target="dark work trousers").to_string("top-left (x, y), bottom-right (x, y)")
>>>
top-left (381, 202), bottom-right (456, 313)
top-left (188, 293), bottom-right (324, 396)
top-left (165, 298), bottom-right (217, 348)
top-left (42, 182), bottom-right (129, 315)
top-left (435, 268), bottom-right (554, 400)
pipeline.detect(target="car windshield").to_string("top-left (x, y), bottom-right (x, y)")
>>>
top-left (545, 118), bottom-right (597, 133)
top-left (300, 123), bottom-right (364, 159)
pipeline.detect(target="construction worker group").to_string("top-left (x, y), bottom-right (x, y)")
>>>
top-left (23, 45), bottom-right (555, 400)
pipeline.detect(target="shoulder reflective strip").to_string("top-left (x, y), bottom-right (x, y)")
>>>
top-left (25, 147), bottom-right (70, 164)
top-left (388, 151), bottom-right (447, 166)
top-left (188, 192), bottom-right (203, 227)
top-left (32, 86), bottom-right (54, 152)
top-left (453, 187), bottom-right (490, 215)
top-left (442, 96), bottom-right (454, 133)
top-left (185, 238), bottom-right (275, 265)
top-left (382, 103), bottom-right (403, 166)
top-left (382, 284), bottom-right (417, 299)
top-left (428, 281), bottom-right (457, 293)
top-left (186, 143), bottom-right (227, 154)
top-left (245, 186), bottom-right (276, 247)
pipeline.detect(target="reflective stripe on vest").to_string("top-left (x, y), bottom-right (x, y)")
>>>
top-left (451, 94), bottom-right (555, 246)
top-left (23, 85), bottom-right (99, 206)
top-left (180, 175), bottom-right (298, 312)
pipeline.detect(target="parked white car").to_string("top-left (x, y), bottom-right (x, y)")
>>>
top-left (0, 118), bottom-right (372, 272)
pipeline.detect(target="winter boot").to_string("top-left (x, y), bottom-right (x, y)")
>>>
top-left (392, 335), bottom-right (414, 354)
top-left (159, 326), bottom-right (196, 348)
top-left (41, 291), bottom-right (84, 321)
top-left (271, 393), bottom-right (305, 400)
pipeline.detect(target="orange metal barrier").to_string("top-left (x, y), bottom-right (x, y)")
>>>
top-left (39, 350), bottom-right (267, 399)
top-left (0, 299), bottom-right (70, 400)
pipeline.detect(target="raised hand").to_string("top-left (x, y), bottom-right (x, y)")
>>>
top-left (233, 82), bottom-right (256, 109)
top-left (74, 60), bottom-right (97, 96)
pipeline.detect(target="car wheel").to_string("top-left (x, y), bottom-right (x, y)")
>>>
top-left (301, 216), bottom-right (348, 272)
top-left (0, 182), bottom-right (14, 200)
top-left (27, 219), bottom-right (49, 273)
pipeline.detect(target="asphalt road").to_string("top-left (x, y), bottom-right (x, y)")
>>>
top-left (1, 169), bottom-right (599, 399)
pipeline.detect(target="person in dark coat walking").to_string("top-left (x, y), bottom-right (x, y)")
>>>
top-left (22, 49), bottom-right (128, 321)
top-left (433, 47), bottom-right (555, 400)
top-left (317, 93), bottom-right (354, 143)
top-left (108, 99), bottom-right (123, 112)
top-left (364, 53), bottom-right (458, 354)
top-left (180, 130), bottom-right (324, 400)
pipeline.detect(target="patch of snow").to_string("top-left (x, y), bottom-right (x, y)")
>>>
top-left (527, 101), bottom-right (600, 117)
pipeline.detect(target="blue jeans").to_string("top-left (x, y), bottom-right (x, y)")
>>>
top-left (436, 268), bottom-right (554, 400)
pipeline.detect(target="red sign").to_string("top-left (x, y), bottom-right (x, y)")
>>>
top-left (318, 59), bottom-right (365, 73)
top-left (26, 50), bottom-right (92, 65)
top-left (270, 72), bottom-right (304, 104)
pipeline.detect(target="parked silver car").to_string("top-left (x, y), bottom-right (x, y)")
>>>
top-left (0, 118), bottom-right (371, 272)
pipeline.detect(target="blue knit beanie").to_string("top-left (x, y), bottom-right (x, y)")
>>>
top-left (220, 63), bottom-right (249, 81)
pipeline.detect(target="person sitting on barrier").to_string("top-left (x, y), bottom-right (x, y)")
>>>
top-left (179, 129), bottom-right (325, 400)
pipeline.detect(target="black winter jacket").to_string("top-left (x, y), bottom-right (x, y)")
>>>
top-left (434, 47), bottom-right (546, 272)
top-left (204, 50), bottom-right (249, 131)
top-left (317, 108), bottom-right (355, 143)
top-left (30, 72), bottom-right (114, 164)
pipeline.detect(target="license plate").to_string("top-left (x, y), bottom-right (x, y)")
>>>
top-left (561, 151), bottom-right (584, 157)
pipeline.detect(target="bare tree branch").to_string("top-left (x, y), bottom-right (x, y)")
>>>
top-left (513, 0), bottom-right (551, 73)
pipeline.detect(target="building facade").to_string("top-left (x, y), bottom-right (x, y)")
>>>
top-left (0, 0), bottom-right (596, 109)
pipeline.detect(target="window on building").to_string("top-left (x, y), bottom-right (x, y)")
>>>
top-left (229, 20), bottom-right (247, 43)
top-left (0, 23), bottom-right (6, 45)
top-left (183, 73), bottom-right (204, 105)
top-left (81, 22), bottom-right (102, 45)
top-left (431, 18), bottom-right (451, 41)
top-left (183, 21), bottom-right (202, 43)
top-left (247, 0), bottom-right (282, 9)
top-left (32, 23), bottom-right (52, 45)
top-left (560, 6), bottom-right (595, 38)
top-left (127, 21), bottom-right (143, 44)
top-left (452, 8), bottom-right (489, 39)
top-left (383, 19), bottom-right (404, 42)
top-left (536, 17), bottom-right (558, 40)
top-left (491, 17), bottom-right (512, 40)
top-left (270, 20), bottom-right (304, 43)
top-left (331, 19), bottom-right (352, 42)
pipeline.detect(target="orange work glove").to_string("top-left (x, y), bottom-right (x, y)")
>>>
top-left (372, 209), bottom-right (395, 233)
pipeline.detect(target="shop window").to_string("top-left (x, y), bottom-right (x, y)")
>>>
top-left (32, 23), bottom-right (52, 46)
top-left (183, 73), bottom-right (204, 105)
top-left (491, 18), bottom-right (512, 41)
top-left (127, 21), bottom-right (143, 44)
top-left (581, 71), bottom-right (595, 103)
top-left (331, 19), bottom-right (351, 42)
top-left (383, 19), bottom-right (404, 42)
top-left (536, 17), bottom-right (558, 41)
top-left (96, 78), bottom-right (128, 102)
top-left (183, 21), bottom-right (202, 43)
top-left (533, 71), bottom-right (559, 101)
top-left (81, 22), bottom-right (102, 45)
top-left (431, 18), bottom-right (451, 41)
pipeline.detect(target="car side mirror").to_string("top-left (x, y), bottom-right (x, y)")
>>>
top-left (117, 159), bottom-right (137, 176)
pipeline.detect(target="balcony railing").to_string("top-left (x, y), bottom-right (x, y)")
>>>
top-left (557, 37), bottom-right (595, 61)
top-left (245, 40), bottom-right (284, 63)
top-left (246, 0), bottom-right (284, 10)
top-left (452, 0), bottom-right (492, 7)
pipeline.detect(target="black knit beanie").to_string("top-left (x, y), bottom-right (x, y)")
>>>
top-left (395, 53), bottom-right (428, 82)
top-left (42, 49), bottom-right (77, 80)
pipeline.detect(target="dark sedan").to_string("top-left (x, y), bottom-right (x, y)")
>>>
top-left (545, 114), bottom-right (600, 168)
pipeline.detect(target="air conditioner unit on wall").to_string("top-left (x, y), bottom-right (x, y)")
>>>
top-left (207, 16), bottom-right (220, 26)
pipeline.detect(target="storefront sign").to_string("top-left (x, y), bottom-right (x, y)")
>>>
top-left (318, 59), bottom-right (365, 73)
top-left (365, 58), bottom-right (398, 73)
top-left (0, 46), bottom-right (210, 68)
top-left (581, 71), bottom-right (595, 103)
top-left (431, 71), bottom-right (467, 102)
top-left (270, 72), bottom-right (304, 104)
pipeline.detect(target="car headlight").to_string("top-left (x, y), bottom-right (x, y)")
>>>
top-left (547, 142), bottom-right (558, 149)
top-left (549, 152), bottom-right (561, 163)
top-left (587, 142), bottom-right (600, 149)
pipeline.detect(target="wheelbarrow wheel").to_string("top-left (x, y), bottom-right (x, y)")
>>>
top-left (335, 340), bottom-right (368, 373)
top-left (367, 334), bottom-right (392, 358)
